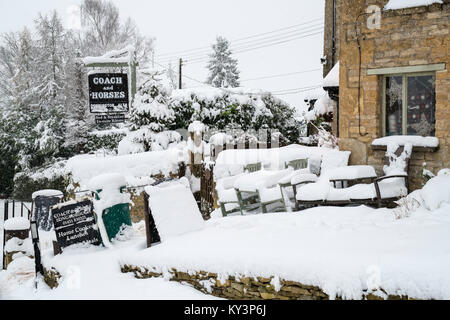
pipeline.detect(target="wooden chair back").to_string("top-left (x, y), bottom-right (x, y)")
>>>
top-left (285, 159), bottom-right (308, 171)
top-left (244, 162), bottom-right (262, 173)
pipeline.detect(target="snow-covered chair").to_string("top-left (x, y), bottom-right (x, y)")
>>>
top-left (296, 144), bottom-right (412, 209)
top-left (216, 162), bottom-right (262, 216)
top-left (278, 159), bottom-right (319, 211)
top-left (234, 168), bottom-right (294, 214)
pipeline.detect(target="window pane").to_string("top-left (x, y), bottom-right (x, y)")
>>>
top-left (385, 76), bottom-right (403, 136)
top-left (406, 75), bottom-right (436, 136)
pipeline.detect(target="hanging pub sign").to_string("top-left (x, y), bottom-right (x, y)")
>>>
top-left (88, 73), bottom-right (129, 114)
top-left (51, 200), bottom-right (101, 250)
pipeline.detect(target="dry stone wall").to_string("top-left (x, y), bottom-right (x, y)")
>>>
top-left (121, 264), bottom-right (417, 300)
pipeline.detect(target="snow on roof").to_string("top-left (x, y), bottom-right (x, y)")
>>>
top-left (303, 87), bottom-right (327, 101)
top-left (372, 136), bottom-right (439, 148)
top-left (323, 62), bottom-right (340, 88)
top-left (82, 45), bottom-right (135, 65)
top-left (384, 0), bottom-right (443, 10)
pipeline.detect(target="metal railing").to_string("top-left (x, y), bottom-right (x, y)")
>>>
top-left (1, 199), bottom-right (32, 270)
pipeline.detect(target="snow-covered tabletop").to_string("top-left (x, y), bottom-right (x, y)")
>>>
top-left (325, 165), bottom-right (377, 182)
top-left (234, 169), bottom-right (293, 192)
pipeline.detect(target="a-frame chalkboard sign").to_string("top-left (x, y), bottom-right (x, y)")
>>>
top-left (51, 200), bottom-right (101, 251)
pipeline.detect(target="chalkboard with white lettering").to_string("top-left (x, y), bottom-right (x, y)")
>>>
top-left (89, 73), bottom-right (129, 113)
top-left (51, 200), bottom-right (101, 250)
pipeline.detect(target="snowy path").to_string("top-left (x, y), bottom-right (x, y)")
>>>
top-left (0, 224), bottom-right (219, 300)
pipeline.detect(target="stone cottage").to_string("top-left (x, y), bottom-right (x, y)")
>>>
top-left (323, 0), bottom-right (449, 190)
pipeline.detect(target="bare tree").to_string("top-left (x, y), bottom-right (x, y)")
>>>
top-left (80, 0), bottom-right (154, 64)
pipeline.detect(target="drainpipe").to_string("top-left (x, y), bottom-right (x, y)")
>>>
top-left (331, 0), bottom-right (336, 67)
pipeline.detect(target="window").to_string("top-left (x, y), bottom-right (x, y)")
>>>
top-left (383, 73), bottom-right (436, 137)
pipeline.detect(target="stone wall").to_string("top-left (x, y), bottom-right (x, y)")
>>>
top-left (121, 264), bottom-right (417, 300)
top-left (337, 0), bottom-right (450, 191)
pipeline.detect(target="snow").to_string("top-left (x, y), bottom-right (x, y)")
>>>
top-left (323, 61), bottom-right (340, 87)
top-left (209, 132), bottom-right (234, 146)
top-left (121, 203), bottom-right (450, 300)
top-left (32, 189), bottom-right (63, 200)
top-left (66, 149), bottom-right (183, 189)
top-left (372, 136), bottom-right (439, 148)
top-left (298, 143), bottom-right (411, 202)
top-left (234, 169), bottom-right (293, 192)
top-left (4, 238), bottom-right (33, 255)
top-left (188, 121), bottom-right (206, 134)
top-left (384, 0), bottom-right (443, 10)
top-left (0, 227), bottom-right (219, 300)
top-left (144, 179), bottom-right (205, 242)
top-left (303, 93), bottom-right (334, 122)
top-left (407, 169), bottom-right (450, 211)
top-left (82, 45), bottom-right (135, 65)
top-left (87, 173), bottom-right (127, 192)
top-left (325, 165), bottom-right (377, 181)
top-left (4, 218), bottom-right (30, 231)
top-left (214, 144), bottom-right (350, 180)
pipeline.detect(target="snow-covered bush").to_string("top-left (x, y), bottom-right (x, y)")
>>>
top-left (394, 168), bottom-right (450, 218)
top-left (87, 129), bottom-right (128, 154)
top-left (170, 87), bottom-right (301, 143)
top-left (13, 160), bottom-right (69, 200)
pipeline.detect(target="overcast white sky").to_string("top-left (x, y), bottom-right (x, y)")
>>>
top-left (0, 0), bottom-right (325, 109)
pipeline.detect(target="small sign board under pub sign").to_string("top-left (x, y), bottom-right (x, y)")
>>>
top-left (89, 73), bottom-right (129, 114)
top-left (95, 113), bottom-right (126, 125)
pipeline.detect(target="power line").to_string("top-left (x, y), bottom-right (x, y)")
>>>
top-left (184, 30), bottom-right (324, 65)
top-left (158, 22), bottom-right (324, 63)
top-left (165, 25), bottom-right (324, 64)
top-left (153, 61), bottom-right (323, 97)
top-left (240, 68), bottom-right (322, 82)
top-left (157, 18), bottom-right (323, 59)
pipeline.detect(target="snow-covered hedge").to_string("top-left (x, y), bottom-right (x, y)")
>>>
top-left (87, 129), bottom-right (129, 154)
top-left (171, 87), bottom-right (301, 143)
top-left (13, 161), bottom-right (69, 200)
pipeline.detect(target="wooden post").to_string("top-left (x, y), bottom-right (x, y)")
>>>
top-left (179, 58), bottom-right (183, 90)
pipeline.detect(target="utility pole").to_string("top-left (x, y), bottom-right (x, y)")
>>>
top-left (179, 58), bottom-right (183, 89)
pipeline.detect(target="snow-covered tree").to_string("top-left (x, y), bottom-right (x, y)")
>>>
top-left (33, 11), bottom-right (68, 161)
top-left (64, 52), bottom-right (90, 154)
top-left (79, 0), bottom-right (154, 64)
top-left (120, 69), bottom-right (180, 154)
top-left (206, 36), bottom-right (240, 88)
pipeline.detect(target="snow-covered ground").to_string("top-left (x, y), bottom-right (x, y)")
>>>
top-left (1, 170), bottom-right (449, 300)
top-left (0, 222), bottom-right (219, 300)
top-left (121, 204), bottom-right (450, 300)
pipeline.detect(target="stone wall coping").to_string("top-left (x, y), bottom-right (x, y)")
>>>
top-left (371, 145), bottom-right (439, 153)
